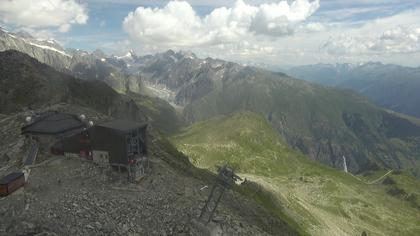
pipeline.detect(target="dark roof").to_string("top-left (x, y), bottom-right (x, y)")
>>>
top-left (96, 119), bottom-right (147, 132)
top-left (0, 172), bottom-right (24, 185)
top-left (21, 112), bottom-right (86, 135)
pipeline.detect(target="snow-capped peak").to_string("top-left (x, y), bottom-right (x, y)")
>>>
top-left (178, 50), bottom-right (196, 60)
top-left (115, 49), bottom-right (137, 61)
top-left (3, 30), bottom-right (72, 58)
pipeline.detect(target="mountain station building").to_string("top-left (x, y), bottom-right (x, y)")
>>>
top-left (21, 112), bottom-right (148, 181)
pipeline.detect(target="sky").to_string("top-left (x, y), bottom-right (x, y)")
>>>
top-left (1, 0), bottom-right (420, 67)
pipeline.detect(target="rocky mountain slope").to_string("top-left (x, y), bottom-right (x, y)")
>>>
top-left (0, 50), bottom-right (187, 136)
top-left (121, 51), bottom-right (420, 176)
top-left (287, 63), bottom-right (420, 118)
top-left (122, 50), bottom-right (241, 106)
top-left (0, 29), bottom-right (72, 69)
top-left (0, 50), bottom-right (143, 122)
top-left (171, 112), bottom-right (420, 236)
top-left (0, 51), bottom-right (300, 235)
top-left (0, 28), bottom-right (141, 93)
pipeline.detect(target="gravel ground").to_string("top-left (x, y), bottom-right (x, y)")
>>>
top-left (0, 152), bottom-right (272, 235)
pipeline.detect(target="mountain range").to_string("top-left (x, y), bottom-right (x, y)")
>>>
top-left (2, 29), bottom-right (420, 176)
top-left (0, 28), bottom-right (141, 93)
top-left (1, 28), bottom-right (420, 235)
top-left (112, 50), bottom-right (420, 176)
top-left (287, 63), bottom-right (420, 119)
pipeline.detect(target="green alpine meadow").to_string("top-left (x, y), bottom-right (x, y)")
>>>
top-left (171, 112), bottom-right (420, 236)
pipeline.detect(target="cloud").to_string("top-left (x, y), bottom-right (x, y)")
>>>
top-left (123, 0), bottom-right (320, 47)
top-left (320, 8), bottom-right (420, 57)
top-left (249, 0), bottom-right (319, 36)
top-left (0, 0), bottom-right (88, 32)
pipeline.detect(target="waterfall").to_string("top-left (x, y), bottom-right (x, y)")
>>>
top-left (343, 156), bottom-right (348, 173)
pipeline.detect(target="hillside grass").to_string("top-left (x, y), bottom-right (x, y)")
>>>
top-left (171, 111), bottom-right (420, 236)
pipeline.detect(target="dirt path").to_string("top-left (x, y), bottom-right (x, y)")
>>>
top-left (367, 170), bottom-right (393, 185)
top-left (348, 170), bottom-right (393, 185)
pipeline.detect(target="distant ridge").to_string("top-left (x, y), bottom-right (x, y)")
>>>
top-left (287, 62), bottom-right (420, 118)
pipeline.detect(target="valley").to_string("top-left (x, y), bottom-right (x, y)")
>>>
top-left (171, 112), bottom-right (420, 236)
top-left (124, 50), bottom-right (420, 177)
top-left (287, 63), bottom-right (420, 119)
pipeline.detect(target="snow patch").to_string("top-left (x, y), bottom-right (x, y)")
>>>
top-left (116, 50), bottom-right (136, 60)
top-left (25, 40), bottom-right (72, 57)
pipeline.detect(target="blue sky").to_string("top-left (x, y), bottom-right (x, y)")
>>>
top-left (65, 0), bottom-right (420, 51)
top-left (1, 0), bottom-right (420, 66)
top-left (63, 1), bottom-right (217, 50)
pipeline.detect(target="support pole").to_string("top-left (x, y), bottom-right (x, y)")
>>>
top-left (199, 165), bottom-right (241, 223)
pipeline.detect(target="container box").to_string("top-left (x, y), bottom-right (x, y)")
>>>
top-left (0, 172), bottom-right (25, 197)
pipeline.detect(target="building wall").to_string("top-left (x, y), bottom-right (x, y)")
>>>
top-left (88, 125), bottom-right (148, 165)
top-left (33, 135), bottom-right (58, 154)
top-left (56, 131), bottom-right (91, 155)
top-left (92, 150), bottom-right (109, 164)
top-left (89, 126), bottom-right (127, 165)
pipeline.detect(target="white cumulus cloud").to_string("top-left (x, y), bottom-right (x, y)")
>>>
top-left (123, 0), bottom-right (320, 47)
top-left (321, 26), bottom-right (420, 57)
top-left (0, 0), bottom-right (88, 32)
